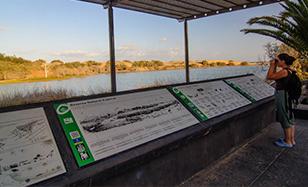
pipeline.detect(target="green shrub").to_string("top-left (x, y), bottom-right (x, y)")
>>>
top-left (240, 61), bottom-right (249, 66)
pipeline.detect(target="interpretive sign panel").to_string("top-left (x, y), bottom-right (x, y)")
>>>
top-left (54, 89), bottom-right (199, 167)
top-left (225, 75), bottom-right (275, 102)
top-left (0, 108), bottom-right (66, 187)
top-left (170, 81), bottom-right (252, 120)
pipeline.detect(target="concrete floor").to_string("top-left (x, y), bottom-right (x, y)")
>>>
top-left (180, 119), bottom-right (308, 187)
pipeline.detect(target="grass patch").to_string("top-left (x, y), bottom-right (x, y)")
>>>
top-left (0, 89), bottom-right (73, 108)
top-left (0, 86), bottom-right (110, 108)
top-left (0, 75), bottom-right (88, 85)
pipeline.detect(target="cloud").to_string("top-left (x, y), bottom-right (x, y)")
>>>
top-left (47, 49), bottom-right (111, 62)
top-left (51, 50), bottom-right (104, 59)
top-left (160, 37), bottom-right (168, 42)
top-left (116, 44), bottom-right (146, 58)
top-left (49, 44), bottom-right (183, 62)
top-left (0, 27), bottom-right (7, 32)
top-left (117, 45), bottom-right (138, 51)
top-left (169, 48), bottom-right (180, 57)
top-left (115, 44), bottom-right (184, 61)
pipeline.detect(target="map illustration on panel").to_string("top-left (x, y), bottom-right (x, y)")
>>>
top-left (172, 80), bottom-right (252, 119)
top-left (54, 89), bottom-right (199, 167)
top-left (0, 108), bottom-right (66, 187)
top-left (225, 75), bottom-right (275, 101)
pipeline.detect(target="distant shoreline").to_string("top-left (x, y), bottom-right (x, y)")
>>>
top-left (1, 53), bottom-right (261, 84)
top-left (0, 64), bottom-right (257, 85)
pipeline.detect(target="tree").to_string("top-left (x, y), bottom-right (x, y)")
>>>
top-left (0, 53), bottom-right (5, 60)
top-left (151, 60), bottom-right (164, 66)
top-left (216, 62), bottom-right (226, 66)
top-left (50, 60), bottom-right (64, 64)
top-left (240, 62), bottom-right (249, 66)
top-left (201, 60), bottom-right (209, 66)
top-left (264, 42), bottom-right (279, 60)
top-left (105, 61), bottom-right (111, 72)
top-left (85, 60), bottom-right (100, 66)
top-left (241, 0), bottom-right (308, 68)
top-left (228, 62), bottom-right (235, 66)
top-left (116, 63), bottom-right (128, 71)
top-left (278, 43), bottom-right (300, 58)
top-left (34, 59), bottom-right (46, 64)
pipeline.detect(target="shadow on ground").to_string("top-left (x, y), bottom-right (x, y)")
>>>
top-left (180, 119), bottom-right (308, 187)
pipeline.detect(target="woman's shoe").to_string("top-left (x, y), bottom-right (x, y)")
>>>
top-left (274, 139), bottom-right (293, 148)
top-left (278, 137), bottom-right (284, 142)
top-left (278, 138), bottom-right (296, 146)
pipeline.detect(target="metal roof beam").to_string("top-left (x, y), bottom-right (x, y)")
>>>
top-left (176, 0), bottom-right (211, 12)
top-left (198, 0), bottom-right (228, 9)
top-left (78, 0), bottom-right (282, 21)
top-left (116, 4), bottom-right (182, 19)
top-left (153, 0), bottom-right (204, 14)
top-left (121, 0), bottom-right (195, 16)
top-left (183, 0), bottom-right (282, 21)
top-left (223, 0), bottom-right (240, 6)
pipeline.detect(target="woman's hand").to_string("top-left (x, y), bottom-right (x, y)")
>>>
top-left (267, 58), bottom-right (287, 80)
top-left (270, 59), bottom-right (277, 67)
top-left (267, 59), bottom-right (288, 80)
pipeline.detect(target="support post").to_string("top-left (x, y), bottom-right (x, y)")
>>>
top-left (184, 20), bottom-right (190, 83)
top-left (108, 3), bottom-right (116, 93)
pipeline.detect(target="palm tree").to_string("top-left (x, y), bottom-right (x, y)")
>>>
top-left (241, 0), bottom-right (308, 64)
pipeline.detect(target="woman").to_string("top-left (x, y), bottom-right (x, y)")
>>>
top-left (267, 53), bottom-right (296, 148)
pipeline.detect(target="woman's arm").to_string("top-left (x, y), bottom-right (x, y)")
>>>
top-left (266, 60), bottom-right (288, 80)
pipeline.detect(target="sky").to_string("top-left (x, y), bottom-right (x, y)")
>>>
top-left (0, 0), bottom-right (284, 62)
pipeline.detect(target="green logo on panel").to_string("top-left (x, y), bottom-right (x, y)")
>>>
top-left (53, 103), bottom-right (95, 167)
top-left (56, 104), bottom-right (70, 115)
top-left (168, 87), bottom-right (208, 122)
top-left (172, 87), bottom-right (180, 94)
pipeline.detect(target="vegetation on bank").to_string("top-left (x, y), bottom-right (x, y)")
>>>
top-left (0, 53), bottom-right (255, 84)
top-left (0, 89), bottom-right (72, 108)
top-left (0, 86), bottom-right (110, 108)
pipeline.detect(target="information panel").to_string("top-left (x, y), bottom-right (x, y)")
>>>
top-left (170, 80), bottom-right (252, 120)
top-left (54, 89), bottom-right (199, 167)
top-left (0, 108), bottom-right (66, 187)
top-left (225, 75), bottom-right (275, 102)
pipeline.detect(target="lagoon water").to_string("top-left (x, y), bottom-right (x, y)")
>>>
top-left (0, 66), bottom-right (268, 98)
